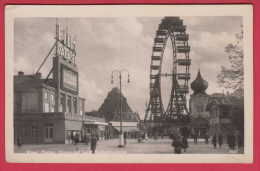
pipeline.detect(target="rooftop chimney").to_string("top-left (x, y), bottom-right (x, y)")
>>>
top-left (18, 71), bottom-right (24, 76)
top-left (35, 72), bottom-right (42, 79)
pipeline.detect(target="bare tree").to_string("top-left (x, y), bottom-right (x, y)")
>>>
top-left (217, 27), bottom-right (243, 97)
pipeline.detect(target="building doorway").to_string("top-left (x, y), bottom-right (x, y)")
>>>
top-left (44, 124), bottom-right (54, 143)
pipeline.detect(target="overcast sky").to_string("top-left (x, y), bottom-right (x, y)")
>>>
top-left (14, 17), bottom-right (242, 118)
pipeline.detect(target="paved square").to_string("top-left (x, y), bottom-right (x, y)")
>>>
top-left (14, 138), bottom-right (241, 154)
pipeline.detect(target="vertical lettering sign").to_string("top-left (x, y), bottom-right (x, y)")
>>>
top-left (57, 42), bottom-right (75, 63)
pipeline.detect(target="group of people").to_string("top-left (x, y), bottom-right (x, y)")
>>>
top-left (170, 128), bottom-right (244, 154)
top-left (212, 133), bottom-right (243, 151)
top-left (71, 131), bottom-right (99, 154)
top-left (71, 131), bottom-right (80, 145)
top-left (192, 132), bottom-right (210, 144)
top-left (212, 134), bottom-right (224, 149)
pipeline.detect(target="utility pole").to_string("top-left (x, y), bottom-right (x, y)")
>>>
top-left (111, 69), bottom-right (130, 148)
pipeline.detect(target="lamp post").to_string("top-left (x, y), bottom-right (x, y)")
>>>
top-left (111, 69), bottom-right (130, 148)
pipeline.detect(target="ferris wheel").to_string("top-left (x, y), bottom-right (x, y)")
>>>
top-left (145, 17), bottom-right (191, 124)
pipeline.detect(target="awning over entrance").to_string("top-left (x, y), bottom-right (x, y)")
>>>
top-left (83, 120), bottom-right (108, 126)
top-left (83, 115), bottom-right (108, 126)
top-left (113, 126), bottom-right (139, 132)
top-left (110, 121), bottom-right (138, 127)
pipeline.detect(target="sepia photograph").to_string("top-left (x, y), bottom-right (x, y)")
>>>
top-left (5, 5), bottom-right (253, 163)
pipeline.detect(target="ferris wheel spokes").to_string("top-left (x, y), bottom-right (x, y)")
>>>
top-left (145, 16), bottom-right (191, 127)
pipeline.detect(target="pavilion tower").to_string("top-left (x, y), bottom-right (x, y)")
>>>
top-left (189, 70), bottom-right (210, 138)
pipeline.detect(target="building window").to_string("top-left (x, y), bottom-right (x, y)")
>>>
top-left (67, 96), bottom-right (72, 113)
top-left (44, 91), bottom-right (48, 100)
top-left (215, 108), bottom-right (219, 117)
top-left (79, 99), bottom-right (84, 116)
top-left (45, 124), bottom-right (54, 139)
top-left (197, 105), bottom-right (204, 113)
top-left (43, 91), bottom-right (50, 112)
top-left (50, 94), bottom-right (55, 112)
top-left (32, 126), bottom-right (39, 137)
top-left (44, 103), bottom-right (50, 112)
top-left (22, 127), bottom-right (26, 137)
top-left (73, 97), bottom-right (77, 114)
top-left (220, 106), bottom-right (229, 118)
top-left (21, 92), bottom-right (39, 112)
top-left (43, 90), bottom-right (56, 113)
top-left (22, 127), bottom-right (31, 137)
top-left (60, 93), bottom-right (66, 112)
top-left (14, 92), bottom-right (22, 113)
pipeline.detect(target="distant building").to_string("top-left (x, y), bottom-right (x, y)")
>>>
top-left (82, 114), bottom-right (109, 140)
top-left (189, 70), bottom-right (210, 138)
top-left (206, 93), bottom-right (243, 138)
top-left (110, 121), bottom-right (140, 138)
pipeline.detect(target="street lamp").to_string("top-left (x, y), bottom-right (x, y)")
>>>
top-left (111, 69), bottom-right (130, 148)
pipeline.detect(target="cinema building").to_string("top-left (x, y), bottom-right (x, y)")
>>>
top-left (14, 23), bottom-right (87, 144)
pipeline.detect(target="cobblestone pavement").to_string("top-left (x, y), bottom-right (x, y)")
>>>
top-left (14, 138), bottom-right (242, 154)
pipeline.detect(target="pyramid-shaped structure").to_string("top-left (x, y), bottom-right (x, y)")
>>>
top-left (98, 87), bottom-right (140, 122)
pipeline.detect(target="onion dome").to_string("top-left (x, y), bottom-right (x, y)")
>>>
top-left (191, 70), bottom-right (208, 94)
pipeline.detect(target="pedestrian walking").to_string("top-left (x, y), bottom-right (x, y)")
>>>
top-left (170, 129), bottom-right (183, 154)
top-left (138, 132), bottom-right (142, 143)
top-left (205, 133), bottom-right (209, 144)
top-left (17, 135), bottom-right (22, 147)
top-left (74, 132), bottom-right (79, 145)
top-left (182, 136), bottom-right (188, 152)
top-left (68, 132), bottom-right (72, 144)
top-left (212, 134), bottom-right (217, 149)
top-left (237, 133), bottom-right (244, 153)
top-left (227, 133), bottom-right (236, 150)
top-left (76, 132), bottom-right (80, 145)
top-left (238, 133), bottom-right (243, 147)
top-left (123, 132), bottom-right (127, 146)
top-left (172, 135), bottom-right (183, 154)
top-left (90, 132), bottom-right (98, 154)
top-left (218, 134), bottom-right (223, 148)
top-left (83, 133), bottom-right (86, 144)
top-left (193, 131), bottom-right (198, 144)
top-left (71, 131), bottom-right (75, 145)
top-left (154, 131), bottom-right (158, 140)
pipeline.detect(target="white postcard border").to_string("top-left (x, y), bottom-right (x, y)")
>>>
top-left (5, 5), bottom-right (253, 163)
